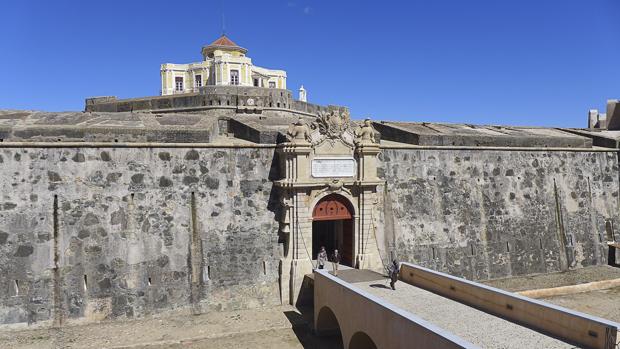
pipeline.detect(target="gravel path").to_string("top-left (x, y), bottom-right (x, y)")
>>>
top-left (354, 279), bottom-right (574, 349)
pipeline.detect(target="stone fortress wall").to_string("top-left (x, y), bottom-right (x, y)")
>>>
top-left (1, 95), bottom-right (620, 326)
top-left (86, 86), bottom-right (327, 116)
top-left (378, 149), bottom-right (618, 279)
top-left (0, 145), bottom-right (282, 325)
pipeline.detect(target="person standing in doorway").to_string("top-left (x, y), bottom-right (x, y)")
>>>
top-left (388, 260), bottom-right (400, 290)
top-left (331, 249), bottom-right (341, 276)
top-left (317, 246), bottom-right (328, 270)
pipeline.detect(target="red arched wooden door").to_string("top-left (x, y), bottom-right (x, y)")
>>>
top-left (312, 194), bottom-right (354, 266)
top-left (313, 194), bottom-right (353, 221)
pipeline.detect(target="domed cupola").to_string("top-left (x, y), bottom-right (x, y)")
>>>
top-left (201, 34), bottom-right (247, 59)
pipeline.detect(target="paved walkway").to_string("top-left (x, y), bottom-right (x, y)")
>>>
top-left (346, 271), bottom-right (574, 349)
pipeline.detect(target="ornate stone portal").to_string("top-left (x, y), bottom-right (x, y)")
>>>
top-left (276, 107), bottom-right (383, 304)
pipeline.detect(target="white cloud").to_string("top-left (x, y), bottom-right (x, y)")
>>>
top-left (303, 6), bottom-right (311, 14)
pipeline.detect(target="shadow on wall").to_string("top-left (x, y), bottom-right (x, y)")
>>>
top-left (267, 149), bottom-right (281, 215)
top-left (349, 331), bottom-right (377, 349)
top-left (268, 149), bottom-right (287, 258)
top-left (283, 309), bottom-right (343, 349)
top-left (609, 246), bottom-right (620, 268)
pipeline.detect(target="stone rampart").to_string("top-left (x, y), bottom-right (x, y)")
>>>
top-left (0, 146), bottom-right (281, 325)
top-left (378, 148), bottom-right (618, 279)
top-left (84, 86), bottom-right (328, 116)
top-left (0, 142), bottom-right (618, 326)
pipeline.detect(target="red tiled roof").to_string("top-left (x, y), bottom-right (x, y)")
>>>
top-left (202, 34), bottom-right (247, 56)
top-left (209, 35), bottom-right (240, 48)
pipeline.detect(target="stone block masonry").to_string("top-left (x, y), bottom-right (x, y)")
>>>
top-left (84, 86), bottom-right (329, 116)
top-left (0, 142), bottom-right (618, 326)
top-left (0, 147), bottom-right (281, 325)
top-left (378, 149), bottom-right (619, 280)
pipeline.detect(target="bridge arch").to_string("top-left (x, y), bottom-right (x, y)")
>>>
top-left (349, 331), bottom-right (377, 349)
top-left (315, 305), bottom-right (343, 345)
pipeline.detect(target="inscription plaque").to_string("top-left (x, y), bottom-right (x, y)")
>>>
top-left (311, 158), bottom-right (356, 178)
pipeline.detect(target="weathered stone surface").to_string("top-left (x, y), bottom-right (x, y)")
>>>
top-left (375, 122), bottom-right (593, 148)
top-left (0, 147), bottom-right (280, 325)
top-left (0, 110), bottom-right (218, 143)
top-left (0, 108), bottom-right (619, 327)
top-left (72, 153), bottom-right (85, 163)
top-left (14, 245), bottom-right (34, 257)
top-left (100, 151), bottom-right (111, 162)
top-left (184, 150), bottom-right (200, 160)
top-left (159, 176), bottom-right (173, 188)
top-left (83, 86), bottom-right (328, 118)
top-left (377, 149), bottom-right (618, 281)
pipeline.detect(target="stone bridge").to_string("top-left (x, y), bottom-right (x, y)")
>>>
top-left (314, 263), bottom-right (620, 349)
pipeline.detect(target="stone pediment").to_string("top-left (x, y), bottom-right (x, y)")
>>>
top-left (286, 107), bottom-right (356, 150)
top-left (280, 107), bottom-right (380, 187)
top-left (309, 108), bottom-right (355, 148)
top-left (313, 138), bottom-right (352, 156)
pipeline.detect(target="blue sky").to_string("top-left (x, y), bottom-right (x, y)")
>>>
top-left (0, 0), bottom-right (618, 127)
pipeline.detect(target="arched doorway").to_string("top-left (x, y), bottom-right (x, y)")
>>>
top-left (312, 194), bottom-right (354, 266)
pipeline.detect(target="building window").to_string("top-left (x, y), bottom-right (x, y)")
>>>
top-left (195, 75), bottom-right (202, 87)
top-left (175, 77), bottom-right (184, 91)
top-left (253, 78), bottom-right (259, 87)
top-left (230, 70), bottom-right (239, 85)
top-left (269, 81), bottom-right (276, 88)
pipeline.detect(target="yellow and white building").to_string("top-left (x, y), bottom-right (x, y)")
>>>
top-left (160, 35), bottom-right (287, 95)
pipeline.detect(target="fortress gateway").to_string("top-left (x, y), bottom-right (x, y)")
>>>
top-left (1, 35), bottom-right (620, 325)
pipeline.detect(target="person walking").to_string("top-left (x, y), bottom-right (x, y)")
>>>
top-left (331, 249), bottom-right (341, 276)
top-left (388, 260), bottom-right (399, 290)
top-left (317, 246), bottom-right (328, 270)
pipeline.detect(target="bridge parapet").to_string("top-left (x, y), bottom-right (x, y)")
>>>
top-left (313, 270), bottom-right (477, 349)
top-left (399, 262), bottom-right (620, 349)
